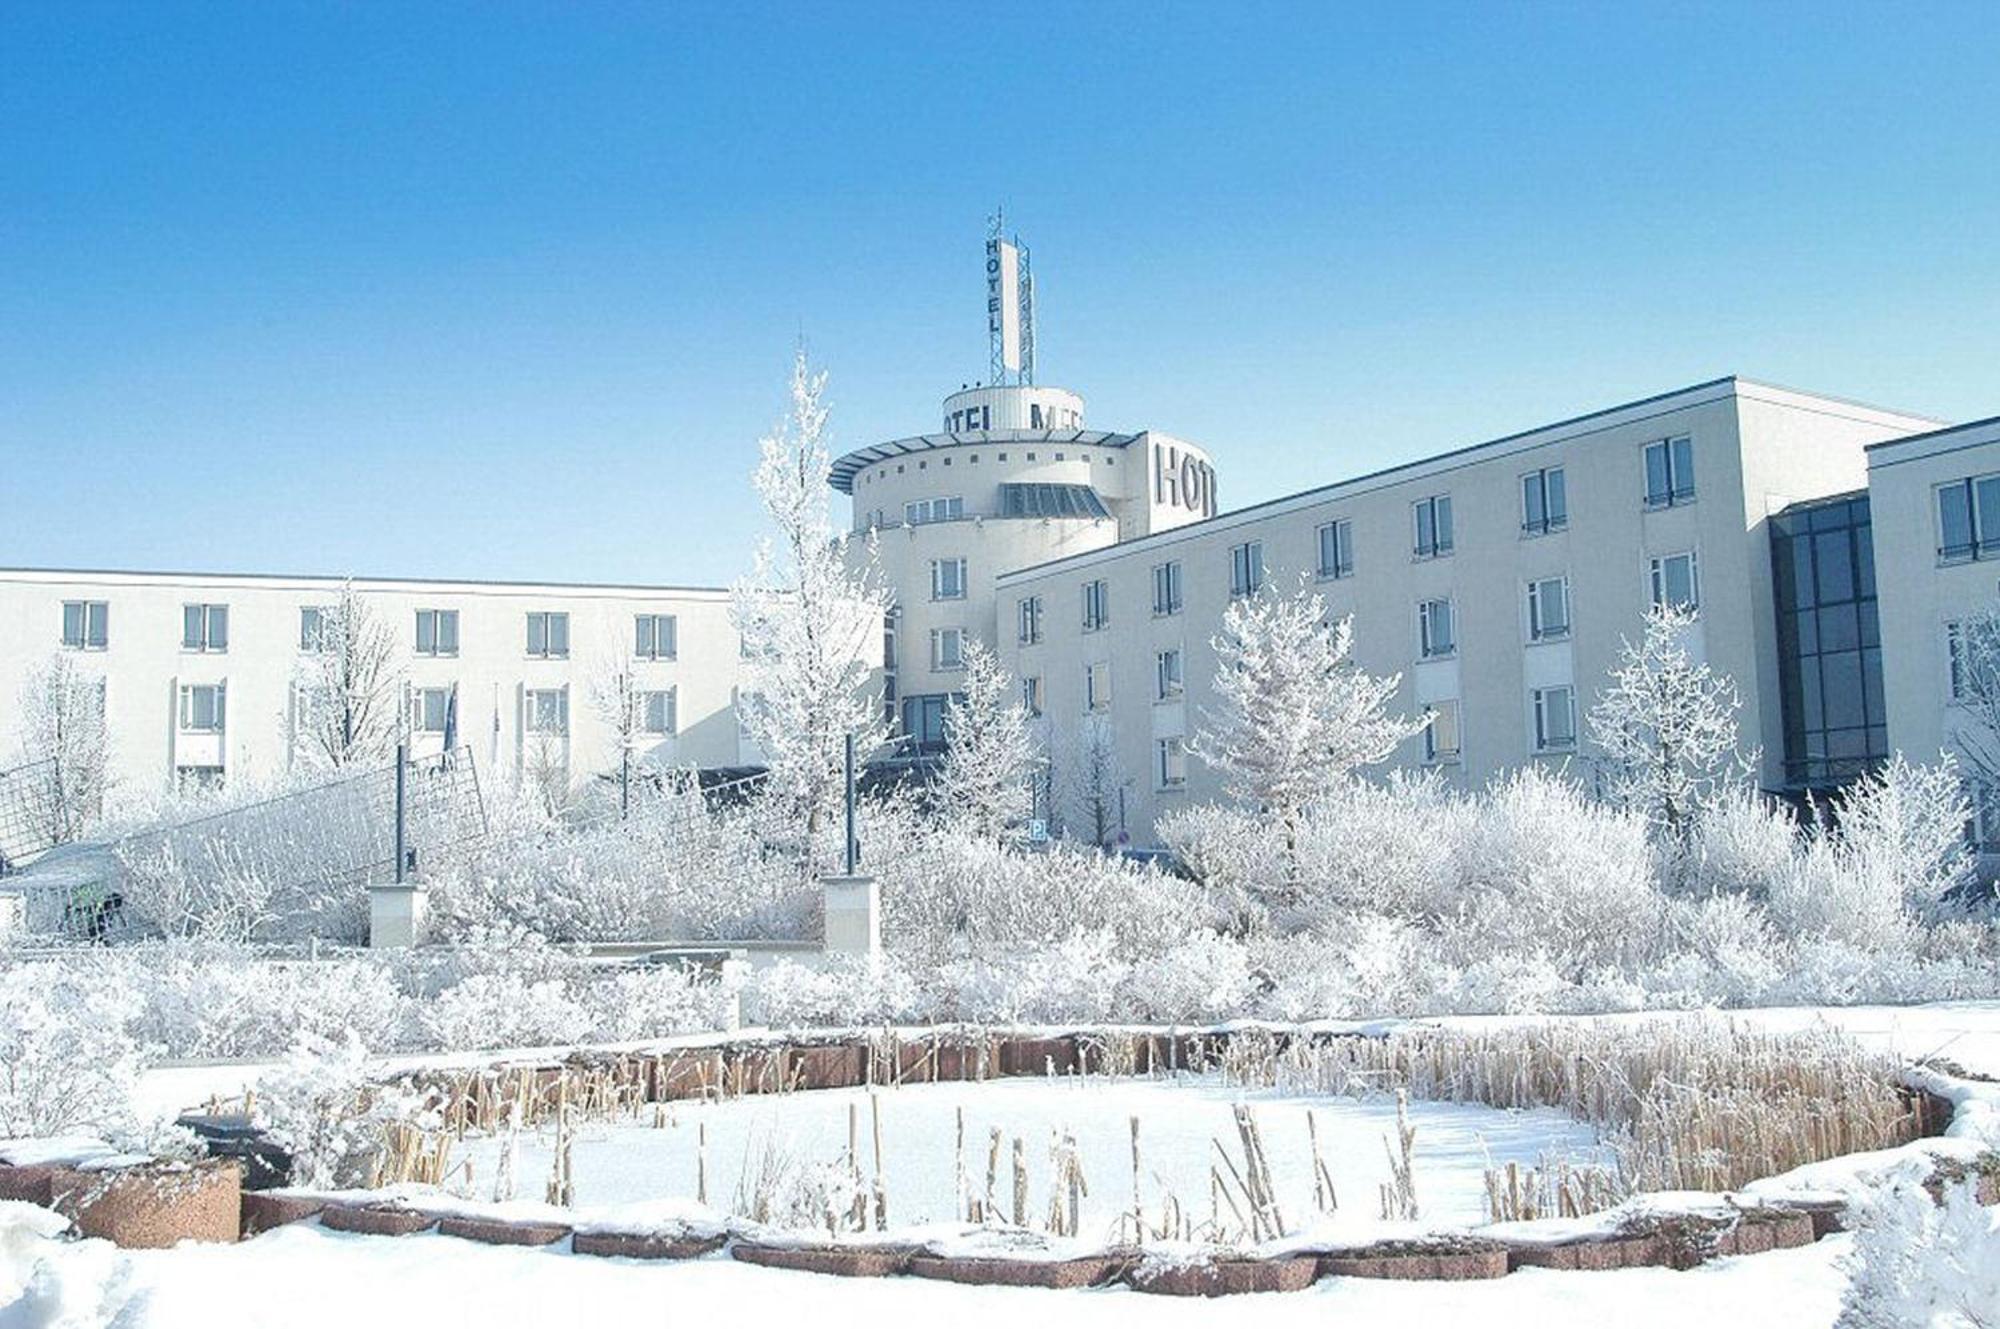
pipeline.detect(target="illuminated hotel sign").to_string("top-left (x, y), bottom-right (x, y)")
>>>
top-left (1154, 443), bottom-right (1217, 516)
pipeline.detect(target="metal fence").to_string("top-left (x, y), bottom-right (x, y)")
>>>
top-left (13, 747), bottom-right (489, 938)
top-left (0, 757), bottom-right (63, 873)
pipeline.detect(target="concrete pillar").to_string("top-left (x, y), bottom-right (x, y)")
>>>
top-left (368, 884), bottom-right (427, 949)
top-left (820, 875), bottom-right (879, 959)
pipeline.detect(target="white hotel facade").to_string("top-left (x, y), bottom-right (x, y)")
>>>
top-left (6, 237), bottom-right (2000, 849)
top-left (0, 569), bottom-right (750, 798)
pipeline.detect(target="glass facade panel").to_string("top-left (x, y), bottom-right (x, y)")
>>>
top-left (1770, 492), bottom-right (1886, 789)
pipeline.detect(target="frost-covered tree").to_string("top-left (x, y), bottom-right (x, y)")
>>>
top-left (1946, 605), bottom-right (2000, 795)
top-left (12, 653), bottom-right (110, 845)
top-left (934, 640), bottom-right (1035, 842)
top-left (293, 583), bottom-right (404, 771)
top-left (731, 350), bottom-right (891, 861)
top-left (1060, 715), bottom-right (1130, 847)
top-left (1195, 578), bottom-right (1423, 891)
top-left (1589, 605), bottom-right (1745, 849)
top-left (588, 657), bottom-right (650, 817)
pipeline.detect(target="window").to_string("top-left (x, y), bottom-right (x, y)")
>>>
top-left (1229, 541), bottom-right (1264, 598)
top-left (525, 687), bottom-right (569, 735)
top-left (635, 613), bottom-right (678, 660)
top-left (642, 688), bottom-right (678, 735)
top-left (930, 627), bottom-right (964, 671)
top-left (1650, 551), bottom-right (1700, 612)
top-left (1021, 675), bottom-right (1044, 717)
top-left (1644, 436), bottom-right (1696, 508)
top-left (1082, 579), bottom-right (1109, 632)
top-left (901, 694), bottom-right (952, 750)
top-left (1316, 520), bottom-right (1353, 580)
top-left (299, 606), bottom-right (330, 653)
top-left (61, 600), bottom-right (108, 650)
top-left (905, 496), bottom-right (964, 525)
top-left (1413, 495), bottom-right (1453, 558)
top-left (1422, 700), bottom-right (1461, 763)
top-left (179, 683), bottom-right (226, 732)
top-left (1156, 737), bottom-right (1188, 790)
top-left (1419, 598), bottom-right (1456, 659)
top-left (1522, 467), bottom-right (1568, 534)
top-left (1017, 595), bottom-right (1043, 645)
top-left (413, 609), bottom-right (458, 657)
top-left (931, 558), bottom-right (968, 601)
top-left (526, 611), bottom-right (570, 659)
top-left (1527, 576), bottom-right (1570, 641)
top-left (414, 687), bottom-right (452, 734)
top-left (1152, 561), bottom-right (1184, 616)
top-left (1085, 660), bottom-right (1111, 711)
top-left (1936, 475), bottom-right (2000, 563)
top-left (1532, 685), bottom-right (1577, 752)
top-left (182, 603), bottom-right (229, 653)
top-left (1156, 648), bottom-right (1184, 700)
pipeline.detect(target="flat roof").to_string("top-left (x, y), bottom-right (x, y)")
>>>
top-left (0, 566), bottom-right (732, 598)
top-left (1865, 414), bottom-right (2000, 469)
top-left (996, 375), bottom-right (1943, 586)
top-left (829, 428), bottom-right (1140, 494)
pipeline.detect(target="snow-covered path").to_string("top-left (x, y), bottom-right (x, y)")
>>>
top-left (12, 1220), bottom-right (1849, 1329)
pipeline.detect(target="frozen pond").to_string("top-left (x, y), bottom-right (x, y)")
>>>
top-left (451, 1075), bottom-right (1606, 1236)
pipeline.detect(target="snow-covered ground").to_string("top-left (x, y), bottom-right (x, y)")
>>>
top-left (1, 1214), bottom-right (1852, 1329)
top-left (451, 1077), bottom-right (1603, 1234)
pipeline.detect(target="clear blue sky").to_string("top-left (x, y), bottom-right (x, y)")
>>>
top-left (5, 2), bottom-right (1997, 587)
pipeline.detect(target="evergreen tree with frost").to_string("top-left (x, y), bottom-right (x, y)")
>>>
top-left (1195, 577), bottom-right (1423, 897)
top-left (730, 350), bottom-right (892, 862)
top-left (293, 582), bottom-right (404, 771)
top-left (934, 639), bottom-right (1035, 843)
top-left (12, 653), bottom-right (110, 846)
top-left (1588, 605), bottom-right (1745, 850)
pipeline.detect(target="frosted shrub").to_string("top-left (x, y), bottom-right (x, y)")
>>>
top-left (1836, 756), bottom-right (1974, 920)
top-left (1124, 930), bottom-right (1257, 1022)
top-left (1686, 790), bottom-right (1798, 900)
top-left (1662, 892), bottom-right (1782, 1004)
top-left (0, 962), bottom-right (147, 1137)
top-left (879, 833), bottom-right (1206, 969)
top-left (582, 964), bottom-right (745, 1042)
top-left (252, 1032), bottom-right (391, 1189)
top-left (426, 786), bottom-right (817, 945)
top-left (1156, 804), bottom-right (1284, 933)
top-left (422, 972), bottom-right (594, 1052)
top-left (940, 930), bottom-right (1128, 1024)
top-left (1437, 767), bottom-right (1662, 979)
top-left (751, 955), bottom-right (920, 1028)
top-left (1838, 1173), bottom-right (2000, 1328)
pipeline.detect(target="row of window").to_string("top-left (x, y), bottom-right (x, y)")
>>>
top-left (1016, 553), bottom-right (1700, 653)
top-left (58, 602), bottom-right (682, 662)
top-left (1937, 473), bottom-right (2000, 563)
top-left (165, 681), bottom-right (680, 739)
top-left (1072, 686), bottom-right (1580, 795)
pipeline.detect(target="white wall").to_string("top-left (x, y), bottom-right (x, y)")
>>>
top-left (1868, 419), bottom-right (2000, 772)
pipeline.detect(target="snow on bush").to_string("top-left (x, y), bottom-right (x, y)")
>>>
top-left (251, 1032), bottom-right (396, 1189)
top-left (1838, 1172), bottom-right (2000, 1328)
top-left (0, 962), bottom-right (147, 1138)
